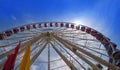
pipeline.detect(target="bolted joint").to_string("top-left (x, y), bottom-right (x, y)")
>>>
top-left (72, 48), bottom-right (76, 52)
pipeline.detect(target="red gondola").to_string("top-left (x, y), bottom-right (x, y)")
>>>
top-left (5, 31), bottom-right (12, 36)
top-left (66, 23), bottom-right (69, 28)
top-left (39, 24), bottom-right (41, 28)
top-left (44, 23), bottom-right (47, 27)
top-left (13, 28), bottom-right (19, 34)
top-left (20, 27), bottom-right (25, 32)
top-left (76, 26), bottom-right (80, 30)
top-left (50, 22), bottom-right (53, 27)
top-left (91, 30), bottom-right (97, 36)
top-left (0, 33), bottom-right (4, 40)
top-left (26, 25), bottom-right (30, 30)
top-left (96, 34), bottom-right (103, 41)
top-left (103, 38), bottom-right (109, 46)
top-left (33, 24), bottom-right (36, 28)
top-left (71, 24), bottom-right (74, 28)
top-left (60, 23), bottom-right (64, 27)
top-left (55, 22), bottom-right (58, 27)
top-left (86, 28), bottom-right (91, 34)
top-left (81, 26), bottom-right (85, 31)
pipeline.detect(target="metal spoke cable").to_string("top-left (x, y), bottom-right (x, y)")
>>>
top-left (15, 41), bottom-right (48, 70)
top-left (53, 35), bottom-right (119, 70)
top-left (17, 38), bottom-right (45, 60)
top-left (5, 35), bottom-right (34, 40)
top-left (53, 37), bottom-right (100, 70)
top-left (59, 35), bottom-right (98, 42)
top-left (74, 43), bottom-right (109, 57)
top-left (0, 38), bottom-right (31, 48)
top-left (57, 35), bottom-right (108, 57)
top-left (50, 42), bottom-right (77, 70)
top-left (55, 40), bottom-right (86, 70)
top-left (51, 65), bottom-right (67, 70)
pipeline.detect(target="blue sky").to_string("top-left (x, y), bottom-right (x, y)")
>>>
top-left (0, 0), bottom-right (120, 70)
top-left (0, 0), bottom-right (120, 47)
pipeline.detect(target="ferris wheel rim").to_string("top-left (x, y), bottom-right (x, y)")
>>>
top-left (0, 22), bottom-right (116, 52)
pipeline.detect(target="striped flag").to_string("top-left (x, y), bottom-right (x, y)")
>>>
top-left (3, 42), bottom-right (20, 70)
top-left (19, 42), bottom-right (31, 70)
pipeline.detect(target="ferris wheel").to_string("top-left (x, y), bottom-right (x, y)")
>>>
top-left (0, 22), bottom-right (120, 70)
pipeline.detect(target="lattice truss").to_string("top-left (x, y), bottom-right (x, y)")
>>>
top-left (0, 22), bottom-right (120, 70)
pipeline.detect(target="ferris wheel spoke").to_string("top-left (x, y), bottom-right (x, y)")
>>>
top-left (0, 34), bottom-right (43, 59)
top-left (73, 43), bottom-right (108, 57)
top-left (58, 32), bottom-right (86, 36)
top-left (58, 33), bottom-right (87, 38)
top-left (0, 33), bottom-right (43, 48)
top-left (16, 29), bottom-right (44, 35)
top-left (54, 27), bottom-right (67, 32)
top-left (57, 35), bottom-right (107, 56)
top-left (0, 41), bottom-right (29, 66)
top-left (5, 36), bottom-right (33, 40)
top-left (54, 40), bottom-right (86, 70)
top-left (54, 27), bottom-right (78, 34)
top-left (31, 39), bottom-right (46, 53)
top-left (13, 39), bottom-right (46, 70)
top-left (17, 35), bottom-right (45, 56)
top-left (0, 38), bottom-right (31, 48)
top-left (51, 65), bottom-right (67, 70)
top-left (31, 41), bottom-right (48, 65)
top-left (57, 31), bottom-right (95, 41)
top-left (29, 30), bottom-right (44, 35)
top-left (84, 46), bottom-right (106, 51)
top-left (56, 37), bottom-right (105, 70)
top-left (13, 39), bottom-right (48, 70)
top-left (59, 35), bottom-right (99, 42)
top-left (53, 37), bottom-right (99, 70)
top-left (17, 39), bottom-right (45, 60)
top-left (53, 35), bottom-right (119, 70)
top-left (74, 51), bottom-right (100, 70)
top-left (16, 30), bottom-right (40, 34)
top-left (50, 42), bottom-right (77, 70)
